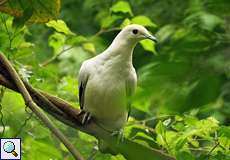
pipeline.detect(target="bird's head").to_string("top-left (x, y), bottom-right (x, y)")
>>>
top-left (118, 24), bottom-right (157, 44)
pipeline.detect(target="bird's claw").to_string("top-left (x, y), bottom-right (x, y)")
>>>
top-left (111, 129), bottom-right (124, 144)
top-left (80, 111), bottom-right (92, 125)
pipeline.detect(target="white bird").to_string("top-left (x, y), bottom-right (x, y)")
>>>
top-left (78, 24), bottom-right (156, 145)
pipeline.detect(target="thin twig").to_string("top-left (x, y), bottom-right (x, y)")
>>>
top-left (14, 112), bottom-right (33, 137)
top-left (92, 27), bottom-right (121, 38)
top-left (206, 141), bottom-right (219, 159)
top-left (127, 115), bottom-right (173, 126)
top-left (0, 53), bottom-right (85, 160)
top-left (40, 46), bottom-right (74, 67)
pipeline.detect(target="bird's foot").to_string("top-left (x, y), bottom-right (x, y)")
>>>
top-left (78, 111), bottom-right (92, 125)
top-left (111, 129), bottom-right (124, 144)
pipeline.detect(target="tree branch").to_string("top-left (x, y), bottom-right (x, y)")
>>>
top-left (0, 0), bottom-right (8, 6)
top-left (40, 46), bottom-right (74, 67)
top-left (91, 27), bottom-right (121, 38)
top-left (0, 53), bottom-right (85, 160)
top-left (0, 53), bottom-right (175, 160)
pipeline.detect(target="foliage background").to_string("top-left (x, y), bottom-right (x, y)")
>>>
top-left (0, 0), bottom-right (230, 159)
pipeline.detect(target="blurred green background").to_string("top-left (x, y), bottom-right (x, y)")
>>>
top-left (0, 0), bottom-right (229, 159)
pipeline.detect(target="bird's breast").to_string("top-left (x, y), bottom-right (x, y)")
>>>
top-left (84, 64), bottom-right (128, 130)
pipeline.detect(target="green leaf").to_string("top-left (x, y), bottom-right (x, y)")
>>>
top-left (132, 87), bottom-right (151, 112)
top-left (111, 155), bottom-right (126, 160)
top-left (218, 126), bottom-right (230, 138)
top-left (59, 143), bottom-right (68, 152)
top-left (218, 137), bottom-right (230, 151)
top-left (48, 32), bottom-right (66, 54)
top-left (140, 39), bottom-right (157, 55)
top-left (155, 121), bottom-right (166, 136)
top-left (57, 76), bottom-right (78, 100)
top-left (172, 122), bottom-right (185, 131)
top-left (155, 121), bottom-right (166, 146)
top-left (46, 19), bottom-right (74, 35)
top-left (13, 7), bottom-right (33, 28)
top-left (120, 18), bottom-right (131, 28)
top-left (101, 15), bottom-right (122, 28)
top-left (95, 10), bottom-right (120, 29)
top-left (78, 132), bottom-right (97, 143)
top-left (18, 42), bottom-right (34, 48)
top-left (175, 138), bottom-right (187, 150)
top-left (184, 115), bottom-right (199, 127)
top-left (188, 137), bottom-right (199, 148)
top-left (131, 16), bottom-right (157, 27)
top-left (23, 137), bottom-right (62, 160)
top-left (184, 75), bottom-right (223, 110)
top-left (183, 116), bottom-right (219, 139)
top-left (82, 42), bottom-right (96, 54)
top-left (111, 1), bottom-right (133, 16)
top-left (175, 151), bottom-right (195, 160)
top-left (165, 131), bottom-right (178, 146)
top-left (0, 0), bottom-right (61, 23)
top-left (66, 35), bottom-right (87, 46)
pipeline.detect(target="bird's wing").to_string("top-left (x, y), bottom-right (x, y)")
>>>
top-left (126, 68), bottom-right (137, 120)
top-left (78, 61), bottom-right (90, 110)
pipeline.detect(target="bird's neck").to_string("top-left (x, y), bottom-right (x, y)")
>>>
top-left (105, 37), bottom-right (137, 65)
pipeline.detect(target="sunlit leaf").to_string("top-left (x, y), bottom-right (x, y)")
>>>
top-left (46, 19), bottom-right (74, 35)
top-left (48, 32), bottom-right (66, 54)
top-left (0, 0), bottom-right (61, 23)
top-left (140, 39), bottom-right (157, 55)
top-left (131, 16), bottom-right (157, 27)
top-left (18, 42), bottom-right (34, 48)
top-left (66, 35), bottom-right (87, 46)
top-left (120, 18), bottom-right (131, 28)
top-left (111, 155), bottom-right (126, 160)
top-left (175, 138), bottom-right (187, 150)
top-left (82, 42), bottom-right (96, 54)
top-left (219, 136), bottom-right (230, 150)
top-left (111, 1), bottom-right (133, 16)
top-left (155, 121), bottom-right (165, 136)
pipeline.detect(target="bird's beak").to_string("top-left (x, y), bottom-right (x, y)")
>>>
top-left (145, 34), bottom-right (157, 43)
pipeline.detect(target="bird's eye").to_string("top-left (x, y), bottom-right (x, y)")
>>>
top-left (132, 29), bottom-right (138, 34)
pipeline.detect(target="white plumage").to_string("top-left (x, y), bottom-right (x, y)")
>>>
top-left (78, 24), bottom-right (156, 132)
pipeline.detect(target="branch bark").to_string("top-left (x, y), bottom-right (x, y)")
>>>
top-left (0, 0), bottom-right (8, 6)
top-left (0, 53), bottom-right (175, 160)
top-left (0, 53), bottom-right (85, 160)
